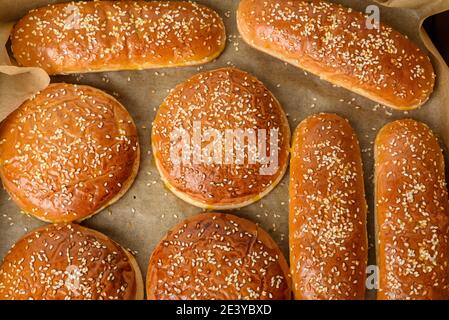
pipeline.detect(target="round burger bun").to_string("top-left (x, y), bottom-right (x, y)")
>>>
top-left (146, 212), bottom-right (291, 300)
top-left (0, 83), bottom-right (140, 223)
top-left (151, 67), bottom-right (290, 209)
top-left (0, 223), bottom-right (144, 300)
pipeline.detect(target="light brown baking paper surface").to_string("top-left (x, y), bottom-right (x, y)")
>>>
top-left (0, 22), bottom-right (49, 121)
top-left (0, 0), bottom-right (448, 300)
top-left (380, 0), bottom-right (449, 15)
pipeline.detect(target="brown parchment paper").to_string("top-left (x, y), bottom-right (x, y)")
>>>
top-left (0, 0), bottom-right (449, 300)
top-left (0, 21), bottom-right (49, 120)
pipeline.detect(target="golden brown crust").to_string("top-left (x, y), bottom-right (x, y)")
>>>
top-left (11, 1), bottom-right (226, 75)
top-left (289, 113), bottom-right (367, 300)
top-left (0, 223), bottom-right (143, 300)
top-left (0, 83), bottom-right (139, 223)
top-left (146, 212), bottom-right (291, 300)
top-left (151, 67), bottom-right (290, 209)
top-left (375, 119), bottom-right (449, 300)
top-left (237, 0), bottom-right (435, 110)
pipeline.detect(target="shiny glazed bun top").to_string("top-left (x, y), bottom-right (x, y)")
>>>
top-left (0, 223), bottom-right (142, 300)
top-left (146, 212), bottom-right (291, 300)
top-left (152, 67), bottom-right (290, 209)
top-left (0, 83), bottom-right (139, 222)
top-left (236, 0), bottom-right (435, 110)
top-left (11, 0), bottom-right (226, 74)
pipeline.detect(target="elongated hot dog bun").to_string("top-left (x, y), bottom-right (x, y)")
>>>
top-left (375, 119), bottom-right (449, 300)
top-left (11, 1), bottom-right (226, 75)
top-left (289, 113), bottom-right (368, 300)
top-left (237, 0), bottom-right (435, 110)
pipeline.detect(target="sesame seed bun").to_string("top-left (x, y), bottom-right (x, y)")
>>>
top-left (11, 1), bottom-right (226, 75)
top-left (0, 223), bottom-right (144, 300)
top-left (146, 212), bottom-right (291, 300)
top-left (289, 113), bottom-right (368, 300)
top-left (0, 83), bottom-right (139, 223)
top-left (375, 119), bottom-right (449, 300)
top-left (151, 68), bottom-right (290, 209)
top-left (237, 0), bottom-right (435, 110)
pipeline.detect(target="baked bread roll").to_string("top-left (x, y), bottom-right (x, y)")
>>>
top-left (11, 1), bottom-right (226, 75)
top-left (152, 67), bottom-right (290, 209)
top-left (0, 223), bottom-right (144, 300)
top-left (237, 0), bottom-right (435, 110)
top-left (375, 119), bottom-right (449, 300)
top-left (289, 113), bottom-right (367, 300)
top-left (0, 83), bottom-right (139, 223)
top-left (146, 212), bottom-right (291, 300)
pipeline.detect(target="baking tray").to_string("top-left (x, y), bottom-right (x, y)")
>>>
top-left (1, 0), bottom-right (449, 299)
